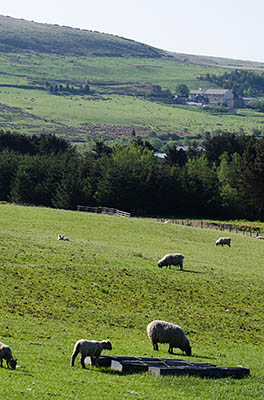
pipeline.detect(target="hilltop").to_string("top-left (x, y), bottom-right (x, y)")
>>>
top-left (0, 15), bottom-right (166, 58)
top-left (1, 15), bottom-right (264, 68)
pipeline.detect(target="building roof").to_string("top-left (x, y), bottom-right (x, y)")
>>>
top-left (204, 89), bottom-right (231, 95)
top-left (189, 89), bottom-right (204, 94)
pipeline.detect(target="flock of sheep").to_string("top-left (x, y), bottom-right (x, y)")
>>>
top-left (1, 319), bottom-right (191, 371)
top-left (1, 236), bottom-right (231, 370)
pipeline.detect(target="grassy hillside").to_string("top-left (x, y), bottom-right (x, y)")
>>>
top-left (1, 15), bottom-right (264, 143)
top-left (0, 15), bottom-right (166, 58)
top-left (0, 204), bottom-right (263, 399)
top-left (1, 15), bottom-right (264, 68)
top-left (1, 87), bottom-right (264, 142)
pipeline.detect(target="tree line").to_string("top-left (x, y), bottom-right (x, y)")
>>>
top-left (45, 82), bottom-right (90, 95)
top-left (1, 130), bottom-right (264, 220)
top-left (199, 69), bottom-right (264, 97)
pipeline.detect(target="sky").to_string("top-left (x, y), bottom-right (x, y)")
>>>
top-left (1, 0), bottom-right (264, 63)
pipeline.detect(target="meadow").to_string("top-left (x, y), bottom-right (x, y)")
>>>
top-left (0, 53), bottom-right (226, 89)
top-left (1, 85), bottom-right (264, 140)
top-left (0, 204), bottom-right (263, 399)
top-left (1, 52), bottom-right (264, 141)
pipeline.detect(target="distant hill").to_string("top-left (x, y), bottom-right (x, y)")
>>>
top-left (0, 15), bottom-right (166, 58)
top-left (166, 51), bottom-right (264, 69)
top-left (1, 15), bottom-right (264, 69)
top-left (1, 15), bottom-right (264, 143)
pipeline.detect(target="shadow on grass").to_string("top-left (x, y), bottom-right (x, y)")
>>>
top-left (181, 269), bottom-right (205, 274)
top-left (82, 366), bottom-right (124, 376)
top-left (171, 352), bottom-right (216, 360)
top-left (13, 367), bottom-right (34, 376)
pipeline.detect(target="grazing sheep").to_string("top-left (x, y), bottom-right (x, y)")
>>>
top-left (158, 253), bottom-right (184, 270)
top-left (0, 342), bottom-right (17, 369)
top-left (215, 237), bottom-right (231, 247)
top-left (147, 320), bottom-right (191, 356)
top-left (71, 339), bottom-right (112, 368)
top-left (57, 234), bottom-right (70, 241)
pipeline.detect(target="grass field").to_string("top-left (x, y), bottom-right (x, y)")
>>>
top-left (1, 52), bottom-right (264, 141)
top-left (1, 53), bottom-right (264, 141)
top-left (0, 204), bottom-right (263, 399)
top-left (1, 85), bottom-right (264, 141)
top-left (1, 16), bottom-right (264, 141)
top-left (0, 53), bottom-right (227, 89)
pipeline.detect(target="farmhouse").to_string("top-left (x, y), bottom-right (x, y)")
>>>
top-left (189, 89), bottom-right (234, 107)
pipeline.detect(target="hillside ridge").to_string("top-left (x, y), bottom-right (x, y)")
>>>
top-left (0, 15), bottom-right (166, 58)
top-left (1, 15), bottom-right (264, 69)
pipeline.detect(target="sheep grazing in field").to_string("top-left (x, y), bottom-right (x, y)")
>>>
top-left (147, 320), bottom-right (191, 356)
top-left (71, 339), bottom-right (112, 368)
top-left (0, 342), bottom-right (17, 370)
top-left (57, 234), bottom-right (70, 241)
top-left (215, 237), bottom-right (231, 247)
top-left (158, 253), bottom-right (184, 270)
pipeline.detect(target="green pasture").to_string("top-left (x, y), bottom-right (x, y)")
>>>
top-left (0, 53), bottom-right (226, 89)
top-left (0, 204), bottom-right (263, 399)
top-left (1, 52), bottom-right (264, 139)
top-left (1, 84), bottom-right (264, 138)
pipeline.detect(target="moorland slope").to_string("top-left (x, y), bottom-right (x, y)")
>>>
top-left (0, 15), bottom-right (166, 58)
top-left (1, 15), bottom-right (264, 145)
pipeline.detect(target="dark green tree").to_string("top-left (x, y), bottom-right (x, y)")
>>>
top-left (185, 154), bottom-right (220, 216)
top-left (175, 84), bottom-right (189, 99)
top-left (95, 143), bottom-right (159, 214)
top-left (0, 151), bottom-right (20, 201)
top-left (10, 156), bottom-right (55, 206)
top-left (238, 137), bottom-right (264, 219)
top-left (165, 145), bottom-right (187, 166)
top-left (217, 152), bottom-right (245, 217)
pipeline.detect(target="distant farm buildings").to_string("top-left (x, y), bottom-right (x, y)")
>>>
top-left (188, 89), bottom-right (234, 108)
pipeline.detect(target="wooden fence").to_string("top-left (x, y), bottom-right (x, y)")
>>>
top-left (77, 205), bottom-right (130, 218)
top-left (156, 218), bottom-right (264, 238)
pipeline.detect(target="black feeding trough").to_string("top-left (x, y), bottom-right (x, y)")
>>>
top-left (85, 355), bottom-right (250, 379)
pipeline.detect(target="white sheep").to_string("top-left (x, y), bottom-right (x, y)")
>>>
top-left (57, 234), bottom-right (70, 241)
top-left (158, 253), bottom-right (184, 270)
top-left (147, 320), bottom-right (191, 356)
top-left (71, 339), bottom-right (112, 368)
top-left (215, 237), bottom-right (231, 247)
top-left (0, 342), bottom-right (17, 369)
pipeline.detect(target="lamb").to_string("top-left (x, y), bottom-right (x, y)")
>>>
top-left (57, 234), bottom-right (70, 241)
top-left (147, 320), bottom-right (191, 356)
top-left (71, 339), bottom-right (112, 368)
top-left (0, 342), bottom-right (17, 369)
top-left (215, 237), bottom-right (231, 247)
top-left (158, 253), bottom-right (184, 270)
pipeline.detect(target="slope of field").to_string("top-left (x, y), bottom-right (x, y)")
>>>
top-left (1, 88), bottom-right (264, 140)
top-left (1, 15), bottom-right (264, 69)
top-left (1, 15), bottom-right (264, 142)
top-left (0, 204), bottom-right (263, 399)
top-left (0, 15), bottom-right (166, 58)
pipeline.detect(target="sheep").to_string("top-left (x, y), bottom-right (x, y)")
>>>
top-left (71, 339), bottom-right (112, 368)
top-left (215, 237), bottom-right (231, 247)
top-left (158, 253), bottom-right (184, 270)
top-left (147, 320), bottom-right (191, 356)
top-left (57, 234), bottom-right (70, 241)
top-left (0, 342), bottom-right (17, 369)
